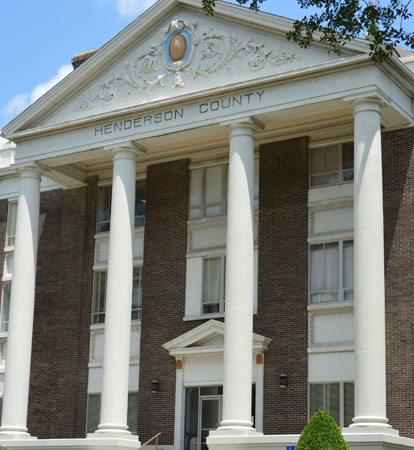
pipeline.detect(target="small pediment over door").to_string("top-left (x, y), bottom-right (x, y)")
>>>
top-left (163, 319), bottom-right (271, 357)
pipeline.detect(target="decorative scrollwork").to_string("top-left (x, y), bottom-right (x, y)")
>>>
top-left (76, 19), bottom-right (298, 111)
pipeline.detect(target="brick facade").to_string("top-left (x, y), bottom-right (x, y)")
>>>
top-left (138, 159), bottom-right (196, 445)
top-left (255, 137), bottom-right (309, 435)
top-left (27, 181), bottom-right (97, 439)
top-left (383, 127), bottom-right (414, 439)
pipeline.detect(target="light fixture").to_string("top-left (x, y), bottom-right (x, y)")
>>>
top-left (280, 372), bottom-right (288, 388)
top-left (151, 379), bottom-right (160, 393)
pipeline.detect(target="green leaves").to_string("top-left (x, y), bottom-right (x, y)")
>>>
top-left (201, 0), bottom-right (414, 62)
top-left (296, 410), bottom-right (349, 450)
top-left (288, 0), bottom-right (414, 62)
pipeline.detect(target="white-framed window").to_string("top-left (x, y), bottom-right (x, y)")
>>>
top-left (189, 160), bottom-right (259, 220)
top-left (309, 382), bottom-right (354, 428)
top-left (92, 267), bottom-right (143, 324)
top-left (6, 201), bottom-right (17, 248)
top-left (86, 392), bottom-right (138, 435)
top-left (0, 281), bottom-right (11, 333)
top-left (96, 181), bottom-right (146, 233)
top-left (309, 240), bottom-right (353, 304)
top-left (310, 143), bottom-right (354, 187)
top-left (202, 256), bottom-right (225, 315)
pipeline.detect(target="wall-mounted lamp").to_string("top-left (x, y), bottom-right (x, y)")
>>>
top-left (280, 372), bottom-right (288, 388)
top-left (151, 379), bottom-right (160, 393)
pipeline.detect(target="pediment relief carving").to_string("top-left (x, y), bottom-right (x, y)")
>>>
top-left (76, 17), bottom-right (299, 112)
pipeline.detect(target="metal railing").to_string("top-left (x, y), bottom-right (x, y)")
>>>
top-left (140, 432), bottom-right (162, 450)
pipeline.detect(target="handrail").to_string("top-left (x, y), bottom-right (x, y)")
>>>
top-left (140, 432), bottom-right (162, 450)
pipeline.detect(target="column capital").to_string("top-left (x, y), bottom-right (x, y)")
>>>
top-left (351, 97), bottom-right (384, 115)
top-left (344, 89), bottom-right (390, 112)
top-left (104, 140), bottom-right (147, 158)
top-left (15, 164), bottom-right (43, 180)
top-left (220, 115), bottom-right (264, 136)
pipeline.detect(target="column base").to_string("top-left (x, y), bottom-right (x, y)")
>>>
top-left (89, 432), bottom-right (139, 442)
top-left (0, 427), bottom-right (37, 440)
top-left (210, 423), bottom-right (262, 437)
top-left (345, 425), bottom-right (399, 436)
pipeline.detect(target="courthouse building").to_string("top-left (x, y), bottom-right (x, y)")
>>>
top-left (0, 0), bottom-right (414, 449)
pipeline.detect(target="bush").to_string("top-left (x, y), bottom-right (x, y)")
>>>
top-left (296, 410), bottom-right (349, 450)
top-left (0, 447), bottom-right (10, 450)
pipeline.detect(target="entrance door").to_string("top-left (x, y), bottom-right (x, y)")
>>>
top-left (199, 396), bottom-right (222, 450)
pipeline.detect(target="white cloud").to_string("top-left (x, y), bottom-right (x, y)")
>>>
top-left (2, 64), bottom-right (73, 122)
top-left (115, 0), bottom-right (157, 18)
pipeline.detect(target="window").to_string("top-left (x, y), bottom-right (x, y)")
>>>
top-left (92, 267), bottom-right (143, 324)
top-left (202, 256), bottom-right (225, 315)
top-left (309, 382), bottom-right (354, 428)
top-left (6, 201), bottom-right (17, 247)
top-left (309, 240), bottom-right (353, 304)
top-left (96, 182), bottom-right (146, 233)
top-left (189, 160), bottom-right (259, 220)
top-left (0, 281), bottom-right (11, 333)
top-left (310, 143), bottom-right (354, 187)
top-left (86, 392), bottom-right (138, 435)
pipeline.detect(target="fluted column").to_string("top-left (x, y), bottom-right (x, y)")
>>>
top-left (0, 167), bottom-right (42, 439)
top-left (349, 98), bottom-right (393, 432)
top-left (215, 117), bottom-right (262, 436)
top-left (93, 144), bottom-right (139, 440)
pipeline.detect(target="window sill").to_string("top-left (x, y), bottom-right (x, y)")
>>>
top-left (307, 300), bottom-right (354, 312)
top-left (0, 332), bottom-right (8, 338)
top-left (94, 226), bottom-right (145, 240)
top-left (3, 246), bottom-right (14, 253)
top-left (90, 320), bottom-right (141, 330)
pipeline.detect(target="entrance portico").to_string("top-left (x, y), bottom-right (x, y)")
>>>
top-left (0, 1), bottom-right (414, 449)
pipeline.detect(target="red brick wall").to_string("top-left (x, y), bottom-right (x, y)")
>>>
top-left (255, 137), bottom-right (309, 435)
top-left (383, 127), bottom-right (414, 438)
top-left (27, 181), bottom-right (97, 438)
top-left (138, 159), bottom-right (197, 444)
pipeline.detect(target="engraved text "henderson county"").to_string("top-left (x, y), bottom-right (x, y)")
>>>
top-left (94, 90), bottom-right (265, 136)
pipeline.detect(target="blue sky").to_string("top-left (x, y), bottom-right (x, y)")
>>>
top-left (1, 0), bottom-right (413, 144)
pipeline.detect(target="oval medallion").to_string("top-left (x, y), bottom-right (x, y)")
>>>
top-left (169, 34), bottom-right (187, 62)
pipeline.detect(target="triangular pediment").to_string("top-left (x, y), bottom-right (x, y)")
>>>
top-left (4, 0), bottom-right (369, 136)
top-left (163, 320), bottom-right (271, 355)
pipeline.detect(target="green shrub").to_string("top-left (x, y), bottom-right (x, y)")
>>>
top-left (296, 410), bottom-right (349, 450)
top-left (0, 446), bottom-right (10, 450)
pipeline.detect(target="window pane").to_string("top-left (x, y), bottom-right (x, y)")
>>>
top-left (309, 384), bottom-right (324, 418)
top-left (190, 169), bottom-right (203, 209)
top-left (7, 202), bottom-right (17, 247)
top-left (127, 392), bottom-right (138, 434)
top-left (92, 272), bottom-right (106, 324)
top-left (343, 241), bottom-right (354, 290)
top-left (326, 383), bottom-right (340, 426)
top-left (325, 243), bottom-right (339, 290)
top-left (310, 245), bottom-right (325, 292)
top-left (135, 181), bottom-right (146, 228)
top-left (184, 388), bottom-right (199, 450)
top-left (0, 282), bottom-right (11, 332)
top-left (203, 258), bottom-right (221, 304)
top-left (311, 173), bottom-right (338, 187)
top-left (97, 187), bottom-right (111, 233)
top-left (132, 267), bottom-right (142, 320)
top-left (205, 166), bottom-right (223, 217)
top-left (254, 158), bottom-right (259, 211)
top-left (342, 143), bottom-right (354, 170)
top-left (344, 383), bottom-right (355, 427)
top-left (311, 148), bottom-right (324, 175)
top-left (324, 146), bottom-right (339, 172)
top-left (86, 394), bottom-right (101, 434)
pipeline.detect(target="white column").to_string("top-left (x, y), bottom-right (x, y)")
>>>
top-left (350, 99), bottom-right (393, 432)
top-left (216, 117), bottom-right (262, 435)
top-left (173, 359), bottom-right (185, 450)
top-left (0, 167), bottom-right (42, 439)
top-left (93, 144), bottom-right (139, 439)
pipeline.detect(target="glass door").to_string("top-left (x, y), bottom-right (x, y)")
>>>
top-left (199, 396), bottom-right (222, 450)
